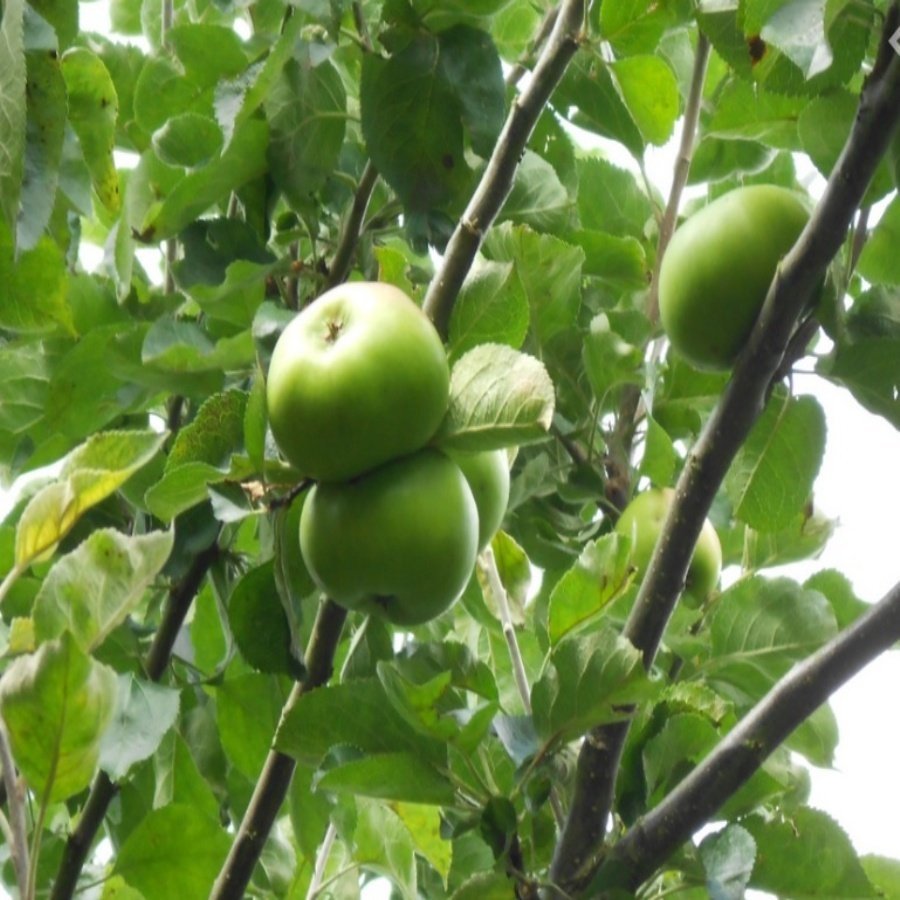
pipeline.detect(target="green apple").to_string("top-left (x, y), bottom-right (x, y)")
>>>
top-left (615, 487), bottom-right (722, 604)
top-left (266, 281), bottom-right (450, 482)
top-left (658, 185), bottom-right (810, 370)
top-left (299, 449), bottom-right (478, 626)
top-left (448, 449), bottom-right (510, 552)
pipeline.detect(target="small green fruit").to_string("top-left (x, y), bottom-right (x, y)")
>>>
top-left (615, 487), bottom-right (722, 604)
top-left (299, 449), bottom-right (478, 626)
top-left (658, 185), bottom-right (810, 370)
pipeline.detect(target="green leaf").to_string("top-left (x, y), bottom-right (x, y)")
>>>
top-left (448, 259), bottom-right (529, 361)
top-left (567, 229), bottom-right (648, 285)
top-left (143, 461), bottom-right (225, 523)
top-left (433, 25), bottom-right (505, 158)
top-left (599, 0), bottom-right (675, 55)
top-left (482, 223), bottom-right (584, 345)
top-left (643, 713), bottom-right (719, 801)
top-left (33, 528), bottom-right (174, 651)
top-left (101, 876), bottom-right (146, 900)
top-left (547, 534), bottom-right (634, 644)
top-left (112, 804), bottom-right (230, 900)
top-left (15, 429), bottom-right (168, 568)
top-left (760, 0), bottom-right (831, 78)
top-left (361, 34), bottom-right (468, 213)
top-left (531, 629), bottom-right (656, 745)
top-left (140, 117), bottom-right (269, 241)
top-left (499, 150), bottom-right (573, 233)
top-left (640, 415), bottom-right (678, 487)
top-left (861, 856), bottom-right (900, 897)
top-left (582, 313), bottom-right (644, 402)
top-left (215, 673), bottom-right (284, 779)
top-left (436, 344), bottom-right (555, 451)
top-left (803, 569), bottom-right (868, 630)
top-left (799, 92), bottom-right (894, 205)
top-left (744, 807), bottom-right (877, 897)
top-left (708, 80), bottom-right (805, 149)
top-left (99, 675), bottom-right (180, 780)
top-left (316, 751), bottom-right (456, 805)
top-left (151, 112), bottom-right (223, 168)
top-left (725, 391), bottom-right (826, 532)
top-left (0, 217), bottom-right (73, 334)
top-left (576, 157), bottom-right (653, 238)
top-left (699, 825), bottom-right (757, 900)
top-left (265, 53), bottom-right (346, 208)
top-left (858, 194), bottom-right (900, 286)
top-left (610, 55), bottom-right (679, 146)
top-left (275, 677), bottom-right (445, 765)
top-left (820, 337), bottom-right (900, 430)
top-left (228, 561), bottom-right (302, 678)
top-left (354, 799), bottom-right (418, 900)
top-left (0, 632), bottom-right (117, 802)
top-left (153, 732), bottom-right (220, 824)
top-left (0, 0), bottom-right (26, 231)
top-left (703, 576), bottom-right (838, 695)
top-left (395, 802), bottom-right (452, 884)
top-left (18, 49), bottom-right (66, 250)
top-left (61, 47), bottom-right (121, 213)
top-left (166, 389), bottom-right (247, 470)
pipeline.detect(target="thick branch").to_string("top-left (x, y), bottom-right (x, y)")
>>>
top-left (50, 540), bottom-right (221, 900)
top-left (422, 0), bottom-right (585, 337)
top-left (209, 598), bottom-right (348, 900)
top-left (549, 14), bottom-right (900, 893)
top-left (599, 577), bottom-right (900, 892)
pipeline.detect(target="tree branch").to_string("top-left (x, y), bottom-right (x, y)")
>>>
top-left (548, 12), bottom-right (900, 893)
top-left (209, 598), bottom-right (348, 900)
top-left (324, 161), bottom-right (379, 291)
top-left (50, 540), bottom-right (221, 900)
top-left (422, 0), bottom-right (586, 337)
top-left (597, 577), bottom-right (900, 892)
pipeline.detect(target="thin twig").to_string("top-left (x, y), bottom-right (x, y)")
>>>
top-left (548, 11), bottom-right (900, 894)
top-left (305, 821), bottom-right (338, 899)
top-left (0, 720), bottom-right (29, 897)
top-left (646, 34), bottom-right (711, 325)
top-left (324, 161), bottom-right (379, 291)
top-left (599, 576), bottom-right (900, 892)
top-left (505, 7), bottom-right (560, 88)
top-left (422, 0), bottom-right (586, 337)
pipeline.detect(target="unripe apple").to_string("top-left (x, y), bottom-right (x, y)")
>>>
top-left (299, 449), bottom-right (478, 626)
top-left (615, 487), bottom-right (722, 605)
top-left (447, 449), bottom-right (510, 552)
top-left (266, 281), bottom-right (450, 482)
top-left (658, 185), bottom-right (810, 370)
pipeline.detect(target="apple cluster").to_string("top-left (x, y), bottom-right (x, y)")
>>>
top-left (266, 282), bottom-right (510, 626)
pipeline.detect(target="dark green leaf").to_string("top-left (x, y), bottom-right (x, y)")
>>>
top-left (265, 53), bottom-right (346, 207)
top-left (499, 150), bottom-right (573, 233)
top-left (151, 112), bottom-right (223, 168)
top-left (0, 0), bottom-right (27, 230)
top-left (858, 194), bottom-right (900, 286)
top-left (820, 337), bottom-right (900, 429)
top-left (576, 157), bottom-right (654, 238)
top-left (228, 561), bottom-right (302, 678)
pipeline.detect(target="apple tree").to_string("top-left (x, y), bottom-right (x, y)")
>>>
top-left (0, 0), bottom-right (899, 897)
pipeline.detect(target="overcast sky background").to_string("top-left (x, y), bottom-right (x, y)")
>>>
top-left (9, 5), bottom-right (899, 892)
